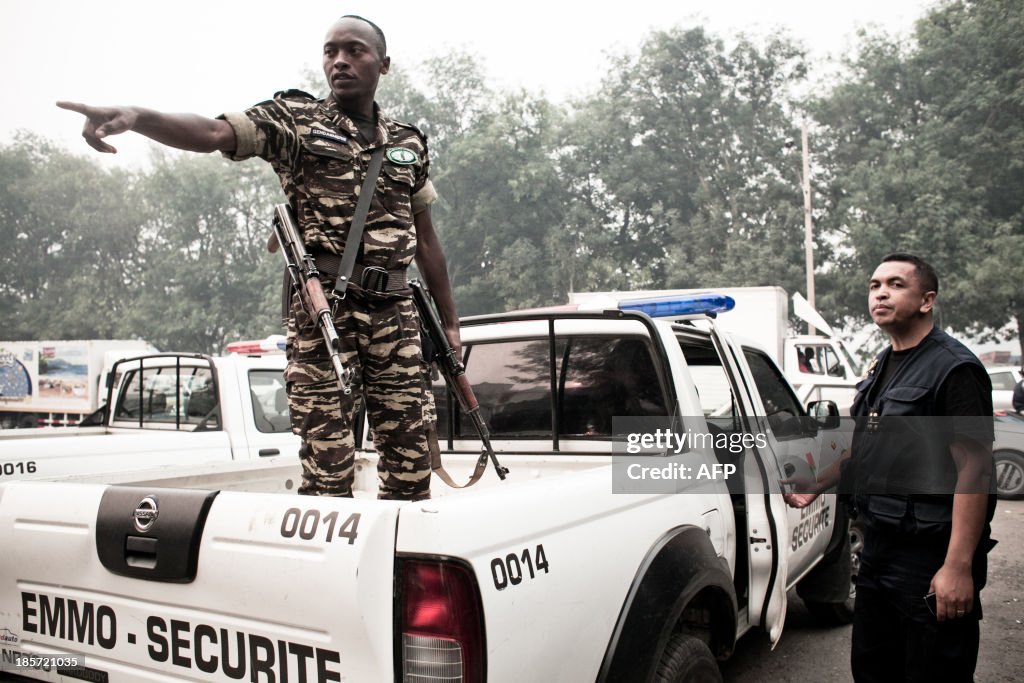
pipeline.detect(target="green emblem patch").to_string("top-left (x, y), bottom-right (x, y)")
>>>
top-left (386, 148), bottom-right (418, 165)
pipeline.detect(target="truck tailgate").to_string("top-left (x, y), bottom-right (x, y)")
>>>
top-left (0, 482), bottom-right (399, 682)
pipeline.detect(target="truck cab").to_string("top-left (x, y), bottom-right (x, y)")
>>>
top-left (784, 334), bottom-right (862, 412)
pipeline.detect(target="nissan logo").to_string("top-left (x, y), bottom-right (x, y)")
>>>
top-left (133, 496), bottom-right (159, 533)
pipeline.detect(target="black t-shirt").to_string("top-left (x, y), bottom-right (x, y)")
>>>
top-left (866, 348), bottom-right (910, 407)
top-left (344, 109), bottom-right (378, 146)
top-left (936, 364), bottom-right (994, 446)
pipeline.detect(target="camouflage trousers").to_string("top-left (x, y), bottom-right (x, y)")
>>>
top-left (285, 289), bottom-right (430, 500)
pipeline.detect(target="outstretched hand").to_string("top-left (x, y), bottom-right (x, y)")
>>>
top-left (56, 101), bottom-right (138, 154)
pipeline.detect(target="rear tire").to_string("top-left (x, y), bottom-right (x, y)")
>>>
top-left (654, 634), bottom-right (722, 683)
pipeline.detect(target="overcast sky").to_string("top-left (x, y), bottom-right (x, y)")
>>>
top-left (3, 0), bottom-right (935, 167)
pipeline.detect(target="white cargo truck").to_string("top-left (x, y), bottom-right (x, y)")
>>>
top-left (0, 294), bottom-right (854, 683)
top-left (0, 340), bottom-right (157, 428)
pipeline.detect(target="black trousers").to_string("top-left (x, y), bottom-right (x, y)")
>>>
top-left (851, 582), bottom-right (980, 683)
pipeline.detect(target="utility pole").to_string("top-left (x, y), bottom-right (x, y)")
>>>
top-left (801, 120), bottom-right (816, 336)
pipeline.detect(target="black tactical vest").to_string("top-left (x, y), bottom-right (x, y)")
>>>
top-left (848, 327), bottom-right (988, 529)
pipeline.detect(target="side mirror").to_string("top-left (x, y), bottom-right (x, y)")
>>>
top-left (807, 400), bottom-right (840, 429)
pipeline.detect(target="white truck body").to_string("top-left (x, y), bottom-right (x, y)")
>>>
top-left (570, 287), bottom-right (862, 411)
top-left (0, 302), bottom-right (851, 683)
top-left (0, 351), bottom-right (298, 483)
top-left (0, 340), bottom-right (157, 428)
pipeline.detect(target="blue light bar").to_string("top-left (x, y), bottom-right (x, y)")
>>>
top-left (618, 293), bottom-right (736, 318)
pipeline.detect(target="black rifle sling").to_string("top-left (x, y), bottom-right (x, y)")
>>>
top-left (277, 147), bottom-right (386, 322)
top-left (333, 146), bottom-right (386, 299)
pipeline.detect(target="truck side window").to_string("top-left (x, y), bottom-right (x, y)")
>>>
top-left (796, 344), bottom-right (846, 378)
top-left (677, 335), bottom-right (745, 475)
top-left (743, 349), bottom-right (807, 436)
top-left (114, 366), bottom-right (219, 430)
top-left (558, 337), bottom-right (667, 437)
top-left (989, 371), bottom-right (1016, 391)
top-left (433, 339), bottom-right (555, 440)
top-left (249, 370), bottom-right (290, 433)
top-left (430, 335), bottom-right (667, 442)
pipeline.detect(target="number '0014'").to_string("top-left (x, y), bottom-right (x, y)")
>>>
top-left (491, 544), bottom-right (549, 590)
top-left (280, 508), bottom-right (360, 545)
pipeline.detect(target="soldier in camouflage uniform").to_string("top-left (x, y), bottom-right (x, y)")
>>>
top-left (57, 15), bottom-right (461, 500)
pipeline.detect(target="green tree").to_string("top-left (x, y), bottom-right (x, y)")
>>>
top-left (813, 0), bottom-right (1024, 354)
top-left (121, 151), bottom-right (284, 353)
top-left (564, 28), bottom-right (815, 295)
top-left (433, 92), bottom-right (570, 313)
top-left (0, 133), bottom-right (147, 340)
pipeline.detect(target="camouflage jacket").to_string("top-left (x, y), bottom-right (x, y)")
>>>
top-left (221, 91), bottom-right (436, 270)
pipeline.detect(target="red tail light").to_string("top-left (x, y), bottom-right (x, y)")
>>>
top-left (398, 558), bottom-right (485, 683)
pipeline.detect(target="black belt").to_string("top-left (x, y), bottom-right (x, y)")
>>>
top-left (313, 252), bottom-right (409, 293)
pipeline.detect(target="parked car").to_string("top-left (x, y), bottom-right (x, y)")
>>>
top-left (994, 411), bottom-right (1024, 499)
top-left (988, 366), bottom-right (1022, 413)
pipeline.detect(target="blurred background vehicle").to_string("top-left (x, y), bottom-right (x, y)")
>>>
top-left (988, 366), bottom-right (1023, 413)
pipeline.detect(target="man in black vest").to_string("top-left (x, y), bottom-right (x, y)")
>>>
top-left (786, 253), bottom-right (994, 682)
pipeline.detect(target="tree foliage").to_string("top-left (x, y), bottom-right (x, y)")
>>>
top-left (812, 0), bottom-right (1024, 352)
top-left (0, 133), bottom-right (146, 339)
top-left (4, 3), bottom-right (1022, 356)
top-left (0, 137), bottom-right (283, 353)
top-left (122, 152), bottom-right (283, 353)
top-left (566, 28), bottom-right (813, 294)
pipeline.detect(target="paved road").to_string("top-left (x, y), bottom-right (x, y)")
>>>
top-left (720, 498), bottom-right (1024, 682)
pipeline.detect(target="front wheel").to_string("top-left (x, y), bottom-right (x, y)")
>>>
top-left (654, 634), bottom-right (722, 683)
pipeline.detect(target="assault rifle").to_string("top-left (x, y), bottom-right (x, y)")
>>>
top-left (410, 279), bottom-right (509, 482)
top-left (270, 204), bottom-right (353, 395)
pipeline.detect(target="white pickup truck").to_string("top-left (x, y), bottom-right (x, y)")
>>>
top-left (0, 341), bottom-right (298, 483)
top-left (0, 294), bottom-right (852, 683)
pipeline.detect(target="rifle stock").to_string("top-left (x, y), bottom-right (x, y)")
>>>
top-left (272, 204), bottom-right (353, 396)
top-left (410, 279), bottom-right (508, 481)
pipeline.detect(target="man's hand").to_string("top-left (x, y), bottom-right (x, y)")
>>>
top-left (57, 102), bottom-right (234, 154)
top-left (929, 562), bottom-right (974, 622)
top-left (780, 477), bottom-right (820, 508)
top-left (782, 491), bottom-right (820, 509)
top-left (57, 101), bottom-right (138, 154)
